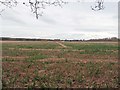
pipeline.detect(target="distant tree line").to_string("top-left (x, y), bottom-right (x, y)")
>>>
top-left (1, 37), bottom-right (119, 42)
top-left (1, 37), bottom-right (52, 41)
top-left (87, 37), bottom-right (119, 42)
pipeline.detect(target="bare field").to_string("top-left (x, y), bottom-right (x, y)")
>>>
top-left (2, 41), bottom-right (119, 88)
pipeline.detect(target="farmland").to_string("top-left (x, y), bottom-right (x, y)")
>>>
top-left (1, 41), bottom-right (119, 88)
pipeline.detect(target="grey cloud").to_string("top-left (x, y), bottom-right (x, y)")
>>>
top-left (1, 2), bottom-right (118, 39)
top-left (39, 16), bottom-right (58, 25)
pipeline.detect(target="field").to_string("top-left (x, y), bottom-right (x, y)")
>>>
top-left (1, 41), bottom-right (119, 88)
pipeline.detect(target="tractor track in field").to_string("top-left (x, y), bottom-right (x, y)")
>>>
top-left (56, 42), bottom-right (67, 48)
top-left (2, 56), bottom-right (118, 63)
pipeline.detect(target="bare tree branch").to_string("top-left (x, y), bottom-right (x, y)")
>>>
top-left (0, 0), bottom-right (18, 16)
top-left (0, 0), bottom-right (18, 8)
top-left (22, 0), bottom-right (67, 19)
top-left (0, 0), bottom-right (105, 19)
top-left (91, 0), bottom-right (105, 11)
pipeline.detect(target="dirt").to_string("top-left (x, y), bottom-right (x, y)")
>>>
top-left (2, 41), bottom-right (119, 88)
top-left (56, 42), bottom-right (67, 48)
top-left (34, 58), bottom-right (118, 63)
top-left (9, 48), bottom-right (61, 51)
top-left (3, 56), bottom-right (29, 60)
top-left (35, 58), bottom-right (65, 62)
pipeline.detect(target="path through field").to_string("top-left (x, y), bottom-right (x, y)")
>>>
top-left (56, 41), bottom-right (67, 48)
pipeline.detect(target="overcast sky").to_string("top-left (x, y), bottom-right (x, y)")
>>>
top-left (0, 0), bottom-right (118, 40)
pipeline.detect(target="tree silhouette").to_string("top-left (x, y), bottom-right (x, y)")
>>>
top-left (91, 0), bottom-right (104, 11)
top-left (0, 0), bottom-right (104, 19)
top-left (0, 0), bottom-right (18, 14)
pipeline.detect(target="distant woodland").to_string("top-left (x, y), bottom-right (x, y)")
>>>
top-left (0, 37), bottom-right (119, 42)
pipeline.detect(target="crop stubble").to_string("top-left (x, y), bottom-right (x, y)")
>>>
top-left (2, 41), bottom-right (119, 88)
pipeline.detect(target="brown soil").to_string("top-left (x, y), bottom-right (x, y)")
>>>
top-left (3, 56), bottom-right (29, 60)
